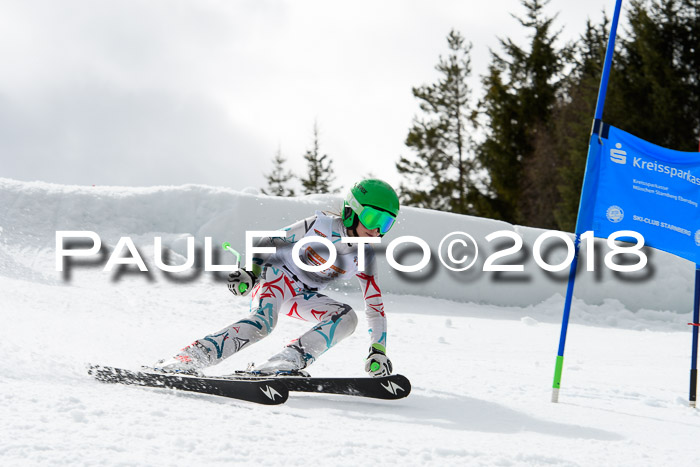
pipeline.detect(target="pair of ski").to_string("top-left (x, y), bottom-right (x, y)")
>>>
top-left (88, 365), bottom-right (411, 405)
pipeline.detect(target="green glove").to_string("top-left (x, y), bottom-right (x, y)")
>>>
top-left (364, 343), bottom-right (392, 377)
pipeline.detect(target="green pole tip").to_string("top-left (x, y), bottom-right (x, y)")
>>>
top-left (222, 241), bottom-right (231, 250)
top-left (552, 355), bottom-right (565, 389)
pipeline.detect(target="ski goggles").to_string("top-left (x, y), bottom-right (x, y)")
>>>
top-left (346, 193), bottom-right (397, 234)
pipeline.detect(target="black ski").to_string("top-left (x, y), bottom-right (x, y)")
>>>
top-left (87, 365), bottom-right (288, 405)
top-left (225, 373), bottom-right (411, 400)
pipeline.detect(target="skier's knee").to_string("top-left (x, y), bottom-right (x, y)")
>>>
top-left (337, 304), bottom-right (358, 336)
top-left (347, 308), bottom-right (358, 334)
top-left (255, 315), bottom-right (277, 338)
top-left (241, 305), bottom-right (278, 339)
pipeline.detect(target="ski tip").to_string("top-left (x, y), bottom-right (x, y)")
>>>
top-left (86, 363), bottom-right (101, 377)
top-left (257, 381), bottom-right (290, 405)
top-left (383, 374), bottom-right (411, 399)
top-left (86, 364), bottom-right (124, 383)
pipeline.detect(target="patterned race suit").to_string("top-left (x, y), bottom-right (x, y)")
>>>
top-left (183, 211), bottom-right (387, 370)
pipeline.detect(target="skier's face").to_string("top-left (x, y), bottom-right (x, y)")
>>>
top-left (355, 221), bottom-right (381, 238)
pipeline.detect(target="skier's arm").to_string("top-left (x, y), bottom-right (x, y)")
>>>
top-left (355, 250), bottom-right (387, 349)
top-left (250, 215), bottom-right (317, 276)
top-left (357, 252), bottom-right (392, 376)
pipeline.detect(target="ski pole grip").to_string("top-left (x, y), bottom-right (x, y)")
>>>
top-left (222, 241), bottom-right (242, 266)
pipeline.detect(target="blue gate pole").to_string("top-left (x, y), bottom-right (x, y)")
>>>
top-left (551, 0), bottom-right (624, 403)
top-left (592, 0), bottom-right (624, 121)
top-left (551, 236), bottom-right (581, 402)
top-left (690, 268), bottom-right (700, 408)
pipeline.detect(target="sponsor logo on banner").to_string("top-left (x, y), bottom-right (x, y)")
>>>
top-left (694, 230), bottom-right (700, 247)
top-left (610, 143), bottom-right (627, 164)
top-left (606, 205), bottom-right (624, 223)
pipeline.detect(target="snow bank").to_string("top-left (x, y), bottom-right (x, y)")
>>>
top-left (0, 177), bottom-right (694, 312)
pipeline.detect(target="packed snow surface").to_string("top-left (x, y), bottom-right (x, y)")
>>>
top-left (1, 178), bottom-right (699, 466)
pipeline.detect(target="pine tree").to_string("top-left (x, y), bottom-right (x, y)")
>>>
top-left (396, 30), bottom-right (477, 214)
top-left (553, 0), bottom-right (699, 231)
top-left (553, 17), bottom-right (609, 232)
top-left (299, 122), bottom-right (338, 195)
top-left (263, 147), bottom-right (296, 196)
top-left (611, 0), bottom-right (699, 151)
top-left (474, 0), bottom-right (568, 227)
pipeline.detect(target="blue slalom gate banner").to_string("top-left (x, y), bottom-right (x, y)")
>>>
top-left (553, 0), bottom-right (700, 408)
top-left (577, 121), bottom-right (700, 263)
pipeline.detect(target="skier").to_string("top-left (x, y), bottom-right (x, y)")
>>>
top-left (154, 178), bottom-right (400, 378)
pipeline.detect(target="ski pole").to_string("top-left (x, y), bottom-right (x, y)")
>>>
top-left (222, 242), bottom-right (249, 295)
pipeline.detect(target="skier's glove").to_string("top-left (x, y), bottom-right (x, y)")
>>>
top-left (364, 343), bottom-right (392, 377)
top-left (227, 269), bottom-right (257, 297)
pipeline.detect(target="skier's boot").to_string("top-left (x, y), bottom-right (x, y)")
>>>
top-left (251, 344), bottom-right (310, 377)
top-left (150, 341), bottom-right (211, 375)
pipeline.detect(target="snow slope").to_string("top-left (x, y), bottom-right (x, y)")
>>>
top-left (1, 179), bottom-right (699, 466)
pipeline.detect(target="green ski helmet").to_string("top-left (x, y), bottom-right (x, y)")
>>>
top-left (342, 179), bottom-right (400, 235)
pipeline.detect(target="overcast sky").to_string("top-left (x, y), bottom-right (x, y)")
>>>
top-left (0, 0), bottom-right (615, 194)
